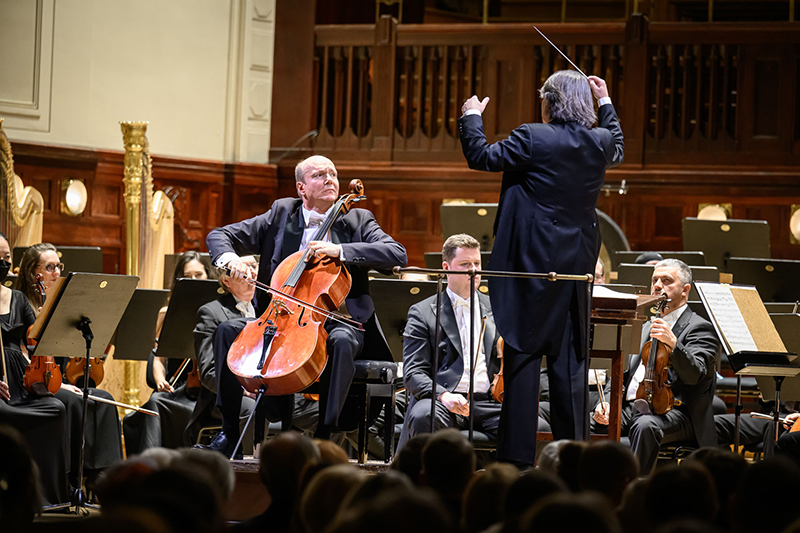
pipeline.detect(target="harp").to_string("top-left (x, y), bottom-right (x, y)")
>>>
top-left (0, 119), bottom-right (44, 250)
top-left (120, 121), bottom-right (175, 407)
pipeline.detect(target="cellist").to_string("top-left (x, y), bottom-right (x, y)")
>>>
top-left (591, 259), bottom-right (719, 474)
top-left (200, 155), bottom-right (406, 457)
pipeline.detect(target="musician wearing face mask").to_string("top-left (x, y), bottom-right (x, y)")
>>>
top-left (200, 155), bottom-right (406, 457)
top-left (592, 259), bottom-right (719, 473)
top-left (399, 234), bottom-right (502, 448)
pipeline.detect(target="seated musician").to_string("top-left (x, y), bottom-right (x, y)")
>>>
top-left (123, 251), bottom-right (216, 456)
top-left (591, 258), bottom-right (720, 473)
top-left (0, 233), bottom-right (70, 505)
top-left (200, 155), bottom-right (406, 456)
top-left (398, 234), bottom-right (502, 448)
top-left (186, 261), bottom-right (318, 444)
top-left (16, 243), bottom-right (123, 489)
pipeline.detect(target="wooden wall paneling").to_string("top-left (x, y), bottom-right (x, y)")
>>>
top-left (223, 162), bottom-right (279, 225)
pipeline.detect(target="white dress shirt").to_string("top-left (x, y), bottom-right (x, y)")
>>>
top-left (446, 287), bottom-right (490, 394)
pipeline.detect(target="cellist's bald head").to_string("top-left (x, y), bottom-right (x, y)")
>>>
top-left (295, 155), bottom-right (335, 184)
top-left (295, 156), bottom-right (339, 213)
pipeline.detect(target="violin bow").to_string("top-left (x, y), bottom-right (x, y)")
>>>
top-left (221, 267), bottom-right (364, 332)
top-left (0, 328), bottom-right (7, 400)
top-left (533, 26), bottom-right (589, 80)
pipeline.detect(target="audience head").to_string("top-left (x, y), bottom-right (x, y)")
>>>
top-left (554, 440), bottom-right (587, 491)
top-left (578, 440), bottom-right (639, 507)
top-left (733, 457), bottom-right (800, 533)
top-left (17, 242), bottom-right (59, 309)
top-left (684, 447), bottom-right (746, 530)
top-left (172, 447), bottom-right (235, 503)
top-left (502, 469), bottom-right (566, 533)
top-left (441, 233), bottom-right (481, 298)
top-left (331, 488), bottom-right (453, 533)
top-left (259, 431), bottom-right (320, 504)
top-left (341, 469), bottom-right (415, 516)
top-left (299, 464), bottom-right (366, 533)
top-left (421, 428), bottom-right (476, 497)
top-left (0, 424), bottom-right (41, 529)
top-left (536, 440), bottom-right (569, 473)
top-left (391, 433), bottom-right (431, 485)
top-left (522, 492), bottom-right (622, 533)
top-left (315, 438), bottom-right (350, 464)
top-left (645, 463), bottom-right (717, 528)
top-left (462, 462), bottom-right (519, 533)
top-left (538, 70), bottom-right (596, 128)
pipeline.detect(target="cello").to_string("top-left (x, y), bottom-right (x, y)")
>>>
top-left (636, 298), bottom-right (679, 415)
top-left (23, 274), bottom-right (61, 396)
top-left (226, 180), bottom-right (366, 396)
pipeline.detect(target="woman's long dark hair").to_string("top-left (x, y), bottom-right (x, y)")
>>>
top-left (15, 243), bottom-right (57, 311)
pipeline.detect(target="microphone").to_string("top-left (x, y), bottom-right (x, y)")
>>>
top-left (269, 130), bottom-right (319, 165)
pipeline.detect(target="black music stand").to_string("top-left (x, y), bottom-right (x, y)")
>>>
top-left (727, 351), bottom-right (799, 457)
top-left (727, 257), bottom-right (800, 303)
top-left (13, 246), bottom-right (103, 275)
top-left (440, 203), bottom-right (497, 251)
top-left (612, 250), bottom-right (706, 270)
top-left (614, 263), bottom-right (719, 302)
top-left (682, 218), bottom-right (770, 271)
top-left (112, 289), bottom-right (170, 362)
top-left (155, 279), bottom-right (225, 360)
top-left (31, 273), bottom-right (138, 514)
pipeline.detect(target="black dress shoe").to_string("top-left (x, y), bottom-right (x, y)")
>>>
top-left (193, 431), bottom-right (243, 460)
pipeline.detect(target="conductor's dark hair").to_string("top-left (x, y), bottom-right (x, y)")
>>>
top-left (442, 234), bottom-right (480, 264)
top-left (538, 70), bottom-right (596, 128)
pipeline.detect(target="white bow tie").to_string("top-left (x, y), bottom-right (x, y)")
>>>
top-left (453, 298), bottom-right (471, 310)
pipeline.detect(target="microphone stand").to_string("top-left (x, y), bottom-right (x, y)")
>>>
top-left (395, 266), bottom-right (593, 442)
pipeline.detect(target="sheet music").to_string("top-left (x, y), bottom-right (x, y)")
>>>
top-left (696, 283), bottom-right (757, 353)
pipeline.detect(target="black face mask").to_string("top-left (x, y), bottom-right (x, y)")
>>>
top-left (0, 259), bottom-right (9, 281)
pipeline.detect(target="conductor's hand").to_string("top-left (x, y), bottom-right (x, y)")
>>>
top-left (593, 402), bottom-right (610, 425)
top-left (462, 96), bottom-right (490, 116)
top-left (650, 317), bottom-right (677, 350)
top-left (225, 257), bottom-right (252, 281)
top-left (784, 412), bottom-right (800, 430)
top-left (156, 379), bottom-right (175, 394)
top-left (307, 241), bottom-right (342, 260)
top-left (439, 391), bottom-right (470, 417)
top-left (0, 380), bottom-right (10, 401)
top-left (588, 76), bottom-right (609, 100)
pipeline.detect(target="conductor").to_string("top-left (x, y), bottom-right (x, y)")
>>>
top-left (458, 70), bottom-right (624, 466)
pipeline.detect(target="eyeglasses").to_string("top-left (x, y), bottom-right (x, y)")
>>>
top-left (40, 263), bottom-right (64, 273)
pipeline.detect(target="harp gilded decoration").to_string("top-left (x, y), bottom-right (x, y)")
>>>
top-left (0, 119), bottom-right (44, 249)
top-left (121, 121), bottom-right (175, 408)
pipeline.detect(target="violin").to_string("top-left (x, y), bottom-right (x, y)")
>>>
top-left (635, 298), bottom-right (678, 415)
top-left (64, 346), bottom-right (107, 387)
top-left (23, 274), bottom-right (62, 396)
top-left (490, 336), bottom-right (505, 403)
top-left (167, 357), bottom-right (201, 399)
top-left (226, 180), bottom-right (366, 395)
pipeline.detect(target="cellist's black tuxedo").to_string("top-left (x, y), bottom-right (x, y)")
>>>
top-left (458, 103), bottom-right (624, 465)
top-left (206, 198), bottom-right (407, 436)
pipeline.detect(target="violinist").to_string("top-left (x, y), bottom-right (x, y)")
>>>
top-left (398, 234), bottom-right (502, 448)
top-left (122, 251), bottom-right (216, 456)
top-left (592, 259), bottom-right (719, 473)
top-left (17, 243), bottom-right (122, 489)
top-left (0, 233), bottom-right (70, 505)
top-left (201, 155), bottom-right (406, 456)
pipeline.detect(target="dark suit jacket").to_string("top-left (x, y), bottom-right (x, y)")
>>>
top-left (186, 293), bottom-right (241, 436)
top-left (401, 292), bottom-right (500, 437)
top-left (609, 306), bottom-right (720, 448)
top-left (458, 105), bottom-right (624, 357)
top-left (206, 197), bottom-right (407, 360)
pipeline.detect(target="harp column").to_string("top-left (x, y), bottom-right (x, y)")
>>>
top-left (120, 121), bottom-right (148, 409)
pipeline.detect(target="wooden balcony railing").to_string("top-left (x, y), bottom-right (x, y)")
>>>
top-left (313, 15), bottom-right (800, 168)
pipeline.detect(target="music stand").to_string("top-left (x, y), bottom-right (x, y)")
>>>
top-left (13, 246), bottom-right (103, 275)
top-left (766, 303), bottom-right (800, 314)
top-left (727, 257), bottom-right (800, 303)
top-left (112, 289), bottom-right (170, 362)
top-left (614, 263), bottom-right (719, 301)
top-left (440, 203), bottom-right (497, 251)
top-left (30, 273), bottom-right (138, 513)
top-left (612, 251), bottom-right (706, 270)
top-left (682, 218), bottom-right (770, 271)
top-left (155, 279), bottom-right (225, 360)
